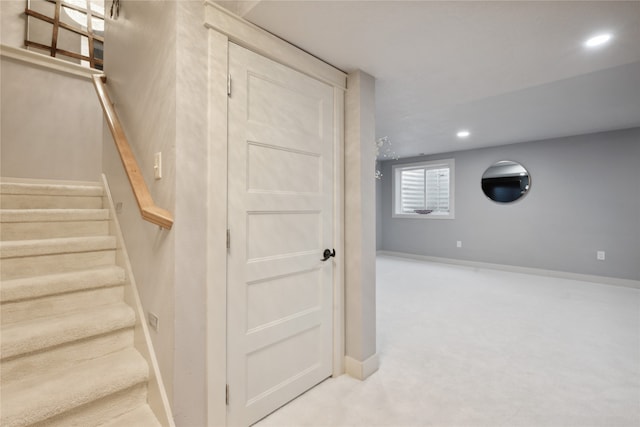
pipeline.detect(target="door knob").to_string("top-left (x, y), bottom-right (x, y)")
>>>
top-left (321, 248), bottom-right (336, 261)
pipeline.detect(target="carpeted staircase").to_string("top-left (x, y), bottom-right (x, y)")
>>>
top-left (0, 180), bottom-right (162, 426)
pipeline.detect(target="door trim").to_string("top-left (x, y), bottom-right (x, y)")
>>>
top-left (204, 1), bottom-right (346, 90)
top-left (206, 28), bottom-right (229, 427)
top-left (205, 5), bottom-right (346, 426)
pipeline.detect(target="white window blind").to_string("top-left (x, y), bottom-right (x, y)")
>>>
top-left (425, 168), bottom-right (450, 213)
top-left (393, 159), bottom-right (455, 219)
top-left (400, 169), bottom-right (425, 213)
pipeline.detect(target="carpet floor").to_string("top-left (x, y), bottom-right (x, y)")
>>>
top-left (257, 255), bottom-right (640, 427)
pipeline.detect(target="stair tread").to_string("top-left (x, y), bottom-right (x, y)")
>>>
top-left (0, 182), bottom-right (103, 197)
top-left (0, 208), bottom-right (109, 223)
top-left (1, 302), bottom-right (135, 359)
top-left (0, 235), bottom-right (116, 259)
top-left (0, 348), bottom-right (148, 427)
top-left (1, 266), bottom-right (125, 302)
top-left (98, 404), bottom-right (161, 427)
top-left (0, 178), bottom-right (167, 425)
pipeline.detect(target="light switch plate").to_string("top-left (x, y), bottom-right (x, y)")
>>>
top-left (148, 312), bottom-right (159, 331)
top-left (154, 152), bottom-right (162, 180)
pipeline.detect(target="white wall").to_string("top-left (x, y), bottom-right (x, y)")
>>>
top-left (0, 1), bottom-right (25, 48)
top-left (344, 70), bottom-right (378, 377)
top-left (102, 0), bottom-right (178, 412)
top-left (1, 1), bottom-right (103, 182)
top-left (1, 55), bottom-right (103, 181)
top-left (103, 2), bottom-right (210, 425)
top-left (172, 2), bottom-right (210, 426)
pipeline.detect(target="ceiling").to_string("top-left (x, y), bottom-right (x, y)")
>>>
top-left (221, 1), bottom-right (640, 158)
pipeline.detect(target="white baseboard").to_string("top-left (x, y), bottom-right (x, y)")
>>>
top-left (345, 353), bottom-right (379, 380)
top-left (377, 250), bottom-right (640, 289)
top-left (102, 175), bottom-right (176, 427)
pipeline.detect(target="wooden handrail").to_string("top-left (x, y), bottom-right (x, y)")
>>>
top-left (92, 75), bottom-right (174, 229)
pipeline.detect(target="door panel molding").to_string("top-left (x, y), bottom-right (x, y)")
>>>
top-left (226, 43), bottom-right (335, 426)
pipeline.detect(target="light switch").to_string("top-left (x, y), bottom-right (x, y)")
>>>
top-left (154, 152), bottom-right (162, 180)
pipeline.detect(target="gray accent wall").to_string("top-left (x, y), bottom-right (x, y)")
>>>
top-left (378, 127), bottom-right (640, 281)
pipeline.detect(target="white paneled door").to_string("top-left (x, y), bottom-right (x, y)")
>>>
top-left (227, 43), bottom-right (335, 426)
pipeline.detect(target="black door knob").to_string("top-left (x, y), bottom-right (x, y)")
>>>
top-left (321, 248), bottom-right (336, 261)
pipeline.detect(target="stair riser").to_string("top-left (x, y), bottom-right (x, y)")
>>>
top-left (0, 220), bottom-right (110, 241)
top-left (0, 348), bottom-right (149, 427)
top-left (1, 305), bottom-right (135, 359)
top-left (1, 236), bottom-right (116, 259)
top-left (1, 267), bottom-right (125, 303)
top-left (0, 182), bottom-right (103, 197)
top-left (1, 250), bottom-right (116, 280)
top-left (33, 383), bottom-right (147, 427)
top-left (99, 404), bottom-right (161, 427)
top-left (1, 329), bottom-right (133, 383)
top-left (31, 383), bottom-right (148, 427)
top-left (2, 286), bottom-right (124, 324)
top-left (0, 195), bottom-right (103, 209)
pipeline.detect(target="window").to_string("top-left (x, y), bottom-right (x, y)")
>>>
top-left (25, 0), bottom-right (105, 70)
top-left (393, 159), bottom-right (455, 219)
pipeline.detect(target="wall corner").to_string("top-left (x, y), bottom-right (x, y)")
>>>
top-left (344, 69), bottom-right (377, 373)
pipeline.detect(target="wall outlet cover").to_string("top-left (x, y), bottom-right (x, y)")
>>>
top-left (148, 312), bottom-right (159, 331)
top-left (597, 251), bottom-right (606, 261)
top-left (457, 241), bottom-right (462, 248)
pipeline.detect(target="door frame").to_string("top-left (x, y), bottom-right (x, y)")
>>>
top-left (204, 3), bottom-right (347, 426)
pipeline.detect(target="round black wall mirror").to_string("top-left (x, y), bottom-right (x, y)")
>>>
top-left (481, 160), bottom-right (531, 203)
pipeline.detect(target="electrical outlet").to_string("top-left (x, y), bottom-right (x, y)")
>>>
top-left (115, 202), bottom-right (123, 213)
top-left (154, 152), bottom-right (162, 180)
top-left (148, 312), bottom-right (159, 332)
top-left (597, 251), bottom-right (605, 261)
top-left (456, 241), bottom-right (462, 248)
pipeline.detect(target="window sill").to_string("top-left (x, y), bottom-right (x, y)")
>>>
top-left (0, 44), bottom-right (103, 80)
top-left (392, 213), bottom-right (455, 220)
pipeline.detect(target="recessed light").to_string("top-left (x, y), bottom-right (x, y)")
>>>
top-left (584, 33), bottom-right (612, 48)
top-left (456, 130), bottom-right (471, 139)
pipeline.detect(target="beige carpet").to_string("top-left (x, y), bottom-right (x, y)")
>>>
top-left (257, 255), bottom-right (640, 427)
top-left (0, 179), bottom-right (161, 427)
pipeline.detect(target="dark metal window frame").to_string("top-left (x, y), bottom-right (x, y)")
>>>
top-left (25, 0), bottom-right (105, 70)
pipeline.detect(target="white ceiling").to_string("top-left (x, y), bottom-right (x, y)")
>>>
top-left (223, 1), bottom-right (640, 158)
